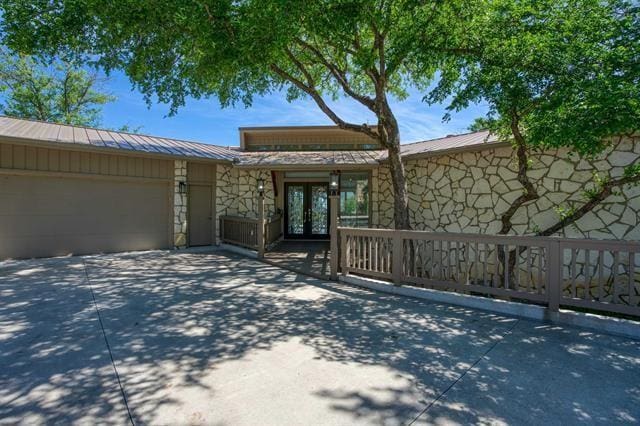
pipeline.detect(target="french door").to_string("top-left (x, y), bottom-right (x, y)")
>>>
top-left (285, 182), bottom-right (330, 239)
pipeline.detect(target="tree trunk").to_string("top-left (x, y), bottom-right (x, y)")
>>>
top-left (377, 96), bottom-right (411, 230)
top-left (387, 138), bottom-right (411, 230)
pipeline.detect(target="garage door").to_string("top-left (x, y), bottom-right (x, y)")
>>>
top-left (0, 174), bottom-right (171, 259)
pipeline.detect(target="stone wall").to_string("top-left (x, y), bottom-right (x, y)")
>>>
top-left (173, 159), bottom-right (188, 248)
top-left (372, 136), bottom-right (640, 240)
top-left (215, 164), bottom-right (238, 243)
top-left (236, 169), bottom-right (277, 218)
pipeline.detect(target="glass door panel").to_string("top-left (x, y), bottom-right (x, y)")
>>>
top-left (310, 184), bottom-right (328, 236)
top-left (286, 184), bottom-right (305, 236)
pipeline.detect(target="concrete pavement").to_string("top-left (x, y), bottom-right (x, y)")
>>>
top-left (1, 249), bottom-right (639, 425)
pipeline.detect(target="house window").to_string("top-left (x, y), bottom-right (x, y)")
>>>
top-left (340, 172), bottom-right (369, 227)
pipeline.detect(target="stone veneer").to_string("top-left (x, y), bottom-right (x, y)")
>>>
top-left (372, 136), bottom-right (640, 240)
top-left (173, 159), bottom-right (188, 248)
top-left (213, 166), bottom-right (278, 243)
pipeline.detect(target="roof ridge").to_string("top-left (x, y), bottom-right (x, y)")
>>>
top-left (0, 114), bottom-right (234, 150)
top-left (401, 129), bottom-right (490, 147)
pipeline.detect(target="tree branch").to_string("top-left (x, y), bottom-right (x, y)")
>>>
top-left (269, 63), bottom-right (377, 140)
top-left (295, 39), bottom-right (376, 111)
top-left (498, 112), bottom-right (539, 234)
top-left (538, 165), bottom-right (640, 237)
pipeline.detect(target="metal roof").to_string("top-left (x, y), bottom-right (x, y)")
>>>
top-left (0, 116), bottom-right (502, 166)
top-left (400, 130), bottom-right (499, 157)
top-left (0, 116), bottom-right (238, 161)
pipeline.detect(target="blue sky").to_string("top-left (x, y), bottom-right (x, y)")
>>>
top-left (100, 70), bottom-right (488, 147)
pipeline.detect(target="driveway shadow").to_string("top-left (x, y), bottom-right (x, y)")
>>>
top-left (1, 250), bottom-right (639, 425)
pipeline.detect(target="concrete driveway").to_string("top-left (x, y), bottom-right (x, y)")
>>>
top-left (1, 249), bottom-right (639, 425)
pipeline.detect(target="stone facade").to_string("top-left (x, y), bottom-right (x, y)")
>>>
top-left (372, 136), bottom-right (640, 240)
top-left (173, 159), bottom-right (188, 248)
top-left (236, 169), bottom-right (276, 218)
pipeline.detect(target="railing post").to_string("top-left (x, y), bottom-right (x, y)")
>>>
top-left (392, 231), bottom-right (403, 285)
top-left (329, 195), bottom-right (339, 280)
top-left (547, 239), bottom-right (561, 317)
top-left (257, 194), bottom-right (265, 258)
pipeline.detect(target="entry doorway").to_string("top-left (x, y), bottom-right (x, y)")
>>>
top-left (188, 184), bottom-right (213, 246)
top-left (284, 182), bottom-right (330, 239)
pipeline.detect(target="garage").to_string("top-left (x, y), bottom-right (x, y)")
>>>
top-left (0, 174), bottom-right (171, 259)
top-left (0, 137), bottom-right (174, 259)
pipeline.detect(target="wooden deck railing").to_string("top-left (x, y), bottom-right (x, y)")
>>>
top-left (220, 214), bottom-right (282, 252)
top-left (219, 216), bottom-right (259, 250)
top-left (265, 214), bottom-right (282, 247)
top-left (338, 227), bottom-right (640, 317)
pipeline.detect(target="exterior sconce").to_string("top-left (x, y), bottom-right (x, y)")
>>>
top-left (257, 178), bottom-right (265, 197)
top-left (178, 181), bottom-right (187, 194)
top-left (329, 172), bottom-right (340, 196)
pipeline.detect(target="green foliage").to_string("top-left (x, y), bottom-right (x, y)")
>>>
top-left (0, 50), bottom-right (115, 126)
top-left (623, 163), bottom-right (640, 180)
top-left (427, 0), bottom-right (640, 155)
top-left (0, 0), bottom-right (457, 116)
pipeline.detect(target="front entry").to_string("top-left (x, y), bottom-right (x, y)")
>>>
top-left (188, 184), bottom-right (213, 246)
top-left (285, 182), bottom-right (329, 239)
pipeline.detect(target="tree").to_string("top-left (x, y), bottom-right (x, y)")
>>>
top-left (426, 0), bottom-right (640, 237)
top-left (0, 51), bottom-right (115, 127)
top-left (0, 0), bottom-right (470, 230)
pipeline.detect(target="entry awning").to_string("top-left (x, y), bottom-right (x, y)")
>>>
top-left (234, 150), bottom-right (387, 169)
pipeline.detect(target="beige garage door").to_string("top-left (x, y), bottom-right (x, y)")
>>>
top-left (0, 174), bottom-right (171, 259)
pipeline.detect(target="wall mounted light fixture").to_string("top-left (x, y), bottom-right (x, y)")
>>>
top-left (257, 178), bottom-right (265, 196)
top-left (329, 172), bottom-right (340, 196)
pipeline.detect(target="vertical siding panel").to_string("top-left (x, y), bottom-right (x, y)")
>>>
top-left (80, 152), bottom-right (91, 173)
top-left (135, 158), bottom-right (144, 177)
top-left (69, 151), bottom-right (81, 172)
top-left (100, 155), bottom-right (110, 175)
top-left (25, 146), bottom-right (37, 170)
top-left (13, 145), bottom-right (25, 169)
top-left (59, 150), bottom-right (70, 172)
top-left (127, 157), bottom-right (136, 176)
top-left (37, 148), bottom-right (49, 171)
top-left (117, 156), bottom-right (127, 176)
top-left (151, 159), bottom-right (160, 178)
top-left (49, 149), bottom-right (60, 171)
top-left (109, 155), bottom-right (118, 175)
top-left (90, 153), bottom-right (101, 174)
top-left (0, 144), bottom-right (12, 168)
top-left (143, 158), bottom-right (152, 177)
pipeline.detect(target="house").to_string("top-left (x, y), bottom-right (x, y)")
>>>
top-left (0, 115), bottom-right (638, 260)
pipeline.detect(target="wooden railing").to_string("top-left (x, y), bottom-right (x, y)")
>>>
top-left (265, 214), bottom-right (282, 247)
top-left (219, 216), bottom-right (259, 250)
top-left (338, 227), bottom-right (640, 317)
top-left (220, 214), bottom-right (282, 252)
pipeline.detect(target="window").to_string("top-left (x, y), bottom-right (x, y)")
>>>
top-left (340, 172), bottom-right (369, 227)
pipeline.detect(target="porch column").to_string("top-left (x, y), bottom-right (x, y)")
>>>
top-left (257, 187), bottom-right (265, 258)
top-left (329, 194), bottom-right (339, 280)
top-left (174, 160), bottom-right (188, 249)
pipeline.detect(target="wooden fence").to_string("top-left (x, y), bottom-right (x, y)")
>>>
top-left (220, 214), bottom-right (282, 252)
top-left (338, 227), bottom-right (640, 317)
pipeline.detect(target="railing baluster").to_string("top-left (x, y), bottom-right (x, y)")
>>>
top-left (584, 249), bottom-right (591, 301)
top-left (611, 250), bottom-right (620, 303)
top-left (629, 251), bottom-right (635, 307)
top-left (526, 246), bottom-right (532, 292)
top-left (505, 246), bottom-right (510, 290)
top-left (613, 251), bottom-right (620, 304)
top-left (538, 246), bottom-right (543, 294)
top-left (598, 250), bottom-right (604, 301)
top-left (514, 245), bottom-right (520, 291)
top-left (571, 248), bottom-right (577, 298)
top-left (493, 244), bottom-right (499, 288)
top-left (483, 243), bottom-right (488, 287)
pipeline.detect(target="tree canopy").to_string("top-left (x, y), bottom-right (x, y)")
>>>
top-left (0, 51), bottom-right (115, 126)
top-left (428, 0), bottom-right (640, 155)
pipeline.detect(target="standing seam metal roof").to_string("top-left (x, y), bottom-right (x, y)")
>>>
top-left (0, 116), bottom-right (502, 166)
